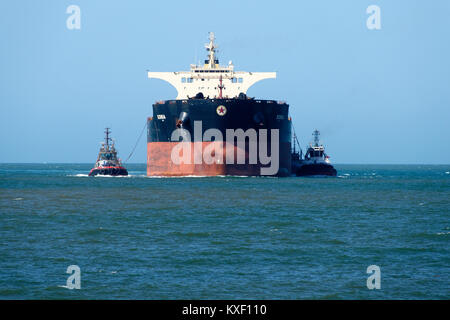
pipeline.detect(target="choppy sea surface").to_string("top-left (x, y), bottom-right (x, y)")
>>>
top-left (0, 163), bottom-right (448, 299)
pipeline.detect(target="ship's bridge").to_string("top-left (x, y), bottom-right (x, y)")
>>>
top-left (147, 32), bottom-right (276, 99)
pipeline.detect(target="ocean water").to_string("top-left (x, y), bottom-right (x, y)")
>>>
top-left (0, 163), bottom-right (448, 299)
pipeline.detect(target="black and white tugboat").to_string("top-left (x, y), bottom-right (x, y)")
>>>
top-left (292, 130), bottom-right (337, 177)
top-left (89, 128), bottom-right (128, 176)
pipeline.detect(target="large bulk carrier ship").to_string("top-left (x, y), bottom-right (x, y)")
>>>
top-left (147, 33), bottom-right (291, 176)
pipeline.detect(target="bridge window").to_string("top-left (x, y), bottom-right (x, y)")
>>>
top-left (238, 78), bottom-right (243, 83)
top-left (181, 77), bottom-right (186, 83)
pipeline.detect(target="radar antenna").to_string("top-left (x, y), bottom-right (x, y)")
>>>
top-left (209, 31), bottom-right (215, 42)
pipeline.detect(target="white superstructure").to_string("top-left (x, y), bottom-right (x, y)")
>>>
top-left (147, 32), bottom-right (276, 99)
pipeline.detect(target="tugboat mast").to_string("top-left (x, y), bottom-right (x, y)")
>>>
top-left (105, 128), bottom-right (111, 149)
top-left (312, 129), bottom-right (320, 147)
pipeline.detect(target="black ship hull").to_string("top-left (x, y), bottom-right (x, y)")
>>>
top-left (294, 163), bottom-right (337, 177)
top-left (147, 98), bottom-right (291, 176)
top-left (89, 167), bottom-right (128, 176)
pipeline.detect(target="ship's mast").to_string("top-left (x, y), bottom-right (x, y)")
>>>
top-left (205, 32), bottom-right (217, 68)
top-left (105, 128), bottom-right (111, 150)
top-left (313, 129), bottom-right (320, 147)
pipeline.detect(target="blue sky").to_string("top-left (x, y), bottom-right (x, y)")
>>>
top-left (0, 0), bottom-right (449, 164)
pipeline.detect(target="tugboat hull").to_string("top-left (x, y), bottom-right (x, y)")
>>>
top-left (295, 163), bottom-right (337, 177)
top-left (88, 167), bottom-right (128, 176)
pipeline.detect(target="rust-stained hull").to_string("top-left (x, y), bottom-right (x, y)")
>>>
top-left (147, 141), bottom-right (291, 176)
top-left (147, 98), bottom-right (292, 177)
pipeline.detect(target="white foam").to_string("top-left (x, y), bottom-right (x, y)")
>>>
top-left (69, 174), bottom-right (140, 178)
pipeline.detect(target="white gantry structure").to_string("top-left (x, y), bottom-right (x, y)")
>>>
top-left (147, 32), bottom-right (276, 99)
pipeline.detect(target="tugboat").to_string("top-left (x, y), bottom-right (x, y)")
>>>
top-left (292, 129), bottom-right (337, 177)
top-left (89, 128), bottom-right (128, 176)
